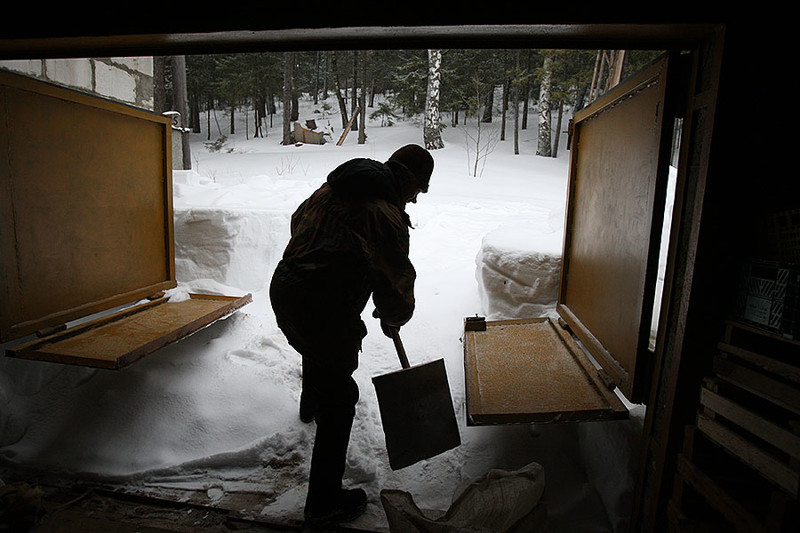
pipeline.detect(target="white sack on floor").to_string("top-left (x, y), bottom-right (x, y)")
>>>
top-left (475, 225), bottom-right (562, 320)
top-left (380, 462), bottom-right (546, 533)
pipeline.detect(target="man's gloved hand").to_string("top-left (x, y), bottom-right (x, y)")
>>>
top-left (373, 308), bottom-right (398, 338)
top-left (380, 320), bottom-right (397, 338)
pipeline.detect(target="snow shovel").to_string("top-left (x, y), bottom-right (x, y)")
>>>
top-left (372, 327), bottom-right (461, 470)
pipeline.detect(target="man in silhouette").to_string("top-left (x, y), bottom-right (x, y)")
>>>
top-left (270, 144), bottom-right (434, 527)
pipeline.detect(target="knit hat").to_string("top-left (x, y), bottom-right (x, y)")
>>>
top-left (387, 144), bottom-right (434, 192)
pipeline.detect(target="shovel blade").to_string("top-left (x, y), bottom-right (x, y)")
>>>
top-left (372, 358), bottom-right (461, 470)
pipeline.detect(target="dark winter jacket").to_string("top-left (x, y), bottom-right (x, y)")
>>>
top-left (273, 158), bottom-right (417, 333)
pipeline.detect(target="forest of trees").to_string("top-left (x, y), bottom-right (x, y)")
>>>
top-left (154, 49), bottom-right (661, 158)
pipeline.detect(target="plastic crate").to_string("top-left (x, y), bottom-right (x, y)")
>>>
top-left (732, 260), bottom-right (800, 339)
top-left (770, 209), bottom-right (800, 265)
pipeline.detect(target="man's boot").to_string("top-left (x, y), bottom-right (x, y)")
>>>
top-left (304, 488), bottom-right (367, 527)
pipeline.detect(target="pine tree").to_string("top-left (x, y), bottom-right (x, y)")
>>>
top-left (391, 50), bottom-right (427, 117)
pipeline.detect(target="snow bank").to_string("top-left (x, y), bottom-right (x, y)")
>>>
top-left (173, 207), bottom-right (286, 292)
top-left (475, 224), bottom-right (563, 320)
top-left (171, 169), bottom-right (318, 292)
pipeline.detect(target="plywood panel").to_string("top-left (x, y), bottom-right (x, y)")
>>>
top-left (559, 56), bottom-right (671, 402)
top-left (7, 293), bottom-right (252, 369)
top-left (0, 70), bottom-right (174, 341)
top-left (464, 317), bottom-right (628, 424)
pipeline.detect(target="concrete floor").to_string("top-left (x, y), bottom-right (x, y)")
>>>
top-left (1, 472), bottom-right (376, 533)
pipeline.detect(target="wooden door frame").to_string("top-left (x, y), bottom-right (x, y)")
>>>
top-left (0, 22), bottom-right (728, 532)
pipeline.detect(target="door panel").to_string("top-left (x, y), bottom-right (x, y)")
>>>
top-left (559, 55), bottom-right (672, 403)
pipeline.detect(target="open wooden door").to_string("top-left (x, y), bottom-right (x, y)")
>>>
top-left (464, 54), bottom-right (677, 424)
top-left (558, 55), bottom-right (674, 404)
top-left (0, 70), bottom-right (250, 369)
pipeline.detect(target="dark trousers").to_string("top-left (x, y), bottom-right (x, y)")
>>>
top-left (270, 263), bottom-right (366, 511)
top-left (302, 360), bottom-right (359, 509)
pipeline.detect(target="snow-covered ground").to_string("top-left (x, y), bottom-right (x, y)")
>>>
top-left (1, 97), bottom-right (645, 531)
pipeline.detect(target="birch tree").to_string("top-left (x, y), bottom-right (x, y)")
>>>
top-left (282, 51), bottom-right (294, 145)
top-left (536, 53), bottom-right (553, 157)
top-left (424, 49), bottom-right (444, 150)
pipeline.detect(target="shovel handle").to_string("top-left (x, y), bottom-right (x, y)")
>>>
top-left (389, 327), bottom-right (411, 369)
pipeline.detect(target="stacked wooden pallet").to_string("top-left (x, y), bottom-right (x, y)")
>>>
top-left (669, 321), bottom-right (800, 532)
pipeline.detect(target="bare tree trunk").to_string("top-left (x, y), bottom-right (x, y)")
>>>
top-left (331, 51), bottom-right (349, 129)
top-left (513, 52), bottom-right (520, 155)
top-left (521, 51), bottom-right (531, 130)
top-left (190, 97), bottom-right (201, 134)
top-left (537, 54), bottom-right (553, 157)
top-left (553, 100), bottom-right (563, 158)
top-left (322, 52), bottom-right (329, 100)
top-left (607, 50), bottom-right (626, 91)
top-left (358, 52), bottom-right (367, 144)
top-left (369, 77), bottom-right (376, 107)
top-left (206, 99), bottom-right (211, 140)
top-left (153, 56), bottom-right (167, 114)
top-left (481, 88), bottom-right (493, 123)
top-left (590, 50), bottom-right (602, 101)
top-left (254, 95), bottom-right (266, 138)
top-left (424, 49), bottom-right (444, 150)
top-left (351, 51), bottom-right (358, 131)
top-left (282, 51), bottom-right (293, 145)
top-left (170, 55), bottom-right (191, 169)
top-left (314, 51), bottom-right (320, 105)
top-left (500, 77), bottom-right (508, 141)
top-left (291, 56), bottom-right (299, 123)
top-left (513, 89), bottom-right (520, 154)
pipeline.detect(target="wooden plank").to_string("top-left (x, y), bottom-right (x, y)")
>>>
top-left (696, 413), bottom-right (799, 497)
top-left (676, 453), bottom-right (766, 533)
top-left (700, 387), bottom-right (800, 460)
top-left (725, 320), bottom-right (800, 349)
top-left (714, 356), bottom-right (800, 415)
top-left (666, 500), bottom-right (688, 533)
top-left (463, 317), bottom-right (628, 425)
top-left (718, 341), bottom-right (800, 384)
top-left (6, 293), bottom-right (252, 369)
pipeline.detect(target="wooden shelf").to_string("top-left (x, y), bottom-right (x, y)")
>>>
top-left (463, 317), bottom-right (628, 425)
top-left (6, 293), bottom-right (252, 370)
top-left (669, 321), bottom-right (800, 532)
